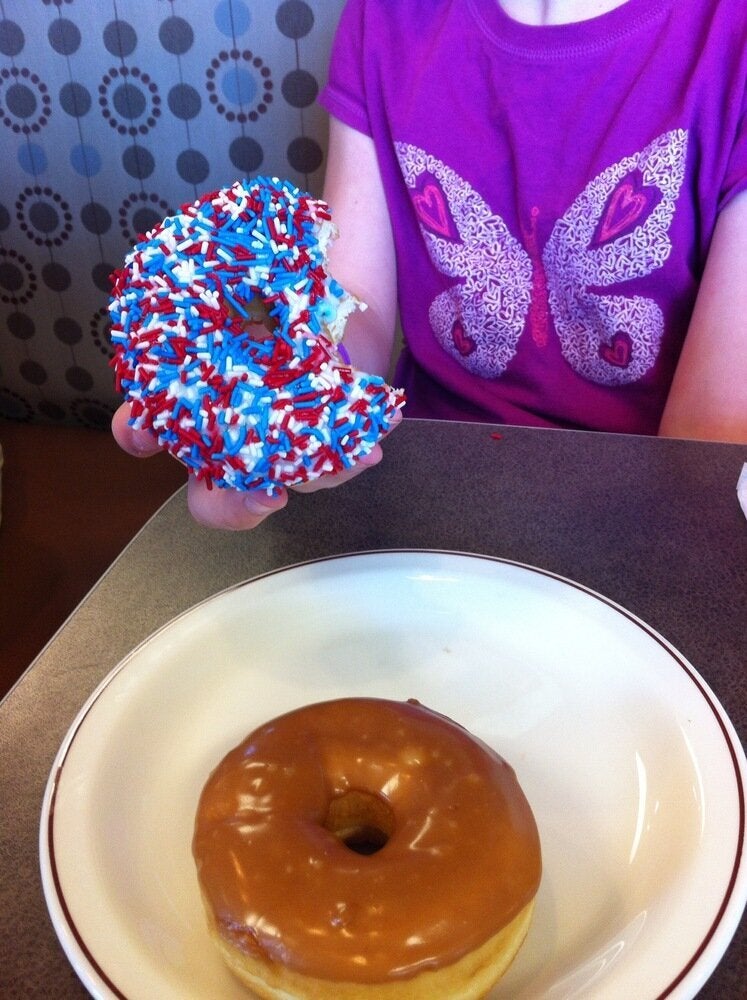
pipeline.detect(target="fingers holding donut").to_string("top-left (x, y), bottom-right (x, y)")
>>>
top-left (187, 439), bottom-right (387, 529)
top-left (289, 403), bottom-right (401, 495)
top-left (187, 395), bottom-right (397, 529)
top-left (108, 176), bottom-right (405, 522)
top-left (187, 475), bottom-right (288, 531)
top-left (114, 399), bottom-right (394, 531)
top-left (291, 441), bottom-right (382, 494)
top-left (111, 401), bottom-right (161, 458)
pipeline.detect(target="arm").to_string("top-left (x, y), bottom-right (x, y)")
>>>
top-left (658, 190), bottom-right (747, 443)
top-left (322, 116), bottom-right (399, 377)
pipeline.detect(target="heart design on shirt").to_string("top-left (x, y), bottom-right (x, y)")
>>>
top-left (597, 180), bottom-right (649, 244)
top-left (599, 332), bottom-right (632, 367)
top-left (452, 320), bottom-right (476, 356)
top-left (413, 182), bottom-right (454, 238)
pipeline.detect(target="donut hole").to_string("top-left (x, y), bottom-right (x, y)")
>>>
top-left (324, 790), bottom-right (395, 856)
top-left (243, 296), bottom-right (276, 333)
top-left (227, 296), bottom-right (277, 337)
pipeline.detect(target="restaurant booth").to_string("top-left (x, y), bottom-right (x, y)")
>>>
top-left (0, 0), bottom-right (343, 694)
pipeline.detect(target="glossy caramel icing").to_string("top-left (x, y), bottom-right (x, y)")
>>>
top-left (193, 697), bottom-right (541, 983)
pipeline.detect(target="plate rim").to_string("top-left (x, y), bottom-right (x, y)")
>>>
top-left (39, 548), bottom-right (747, 1000)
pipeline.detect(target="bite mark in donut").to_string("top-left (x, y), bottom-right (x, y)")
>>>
top-left (109, 177), bottom-right (404, 493)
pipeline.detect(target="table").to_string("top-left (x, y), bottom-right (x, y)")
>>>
top-left (1, 419), bottom-right (745, 998)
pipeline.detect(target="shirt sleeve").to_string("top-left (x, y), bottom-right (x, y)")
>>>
top-left (318, 0), bottom-right (372, 137)
top-left (718, 28), bottom-right (747, 211)
top-left (721, 105), bottom-right (747, 211)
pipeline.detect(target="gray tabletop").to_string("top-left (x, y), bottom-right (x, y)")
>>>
top-left (1, 419), bottom-right (745, 998)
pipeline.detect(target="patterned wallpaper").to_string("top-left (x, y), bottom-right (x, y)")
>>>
top-left (0, 0), bottom-right (343, 427)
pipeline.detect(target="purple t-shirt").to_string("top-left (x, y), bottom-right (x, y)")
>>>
top-left (320, 0), bottom-right (747, 433)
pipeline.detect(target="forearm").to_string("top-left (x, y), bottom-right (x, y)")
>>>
top-left (323, 117), bottom-right (399, 379)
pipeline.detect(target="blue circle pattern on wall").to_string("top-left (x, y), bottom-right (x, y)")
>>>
top-left (0, 0), bottom-right (342, 427)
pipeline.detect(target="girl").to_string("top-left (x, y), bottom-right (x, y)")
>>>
top-left (114, 0), bottom-right (747, 529)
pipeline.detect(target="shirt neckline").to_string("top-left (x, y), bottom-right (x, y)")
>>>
top-left (467, 0), bottom-right (673, 59)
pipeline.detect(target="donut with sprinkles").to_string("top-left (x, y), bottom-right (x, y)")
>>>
top-left (109, 176), bottom-right (405, 493)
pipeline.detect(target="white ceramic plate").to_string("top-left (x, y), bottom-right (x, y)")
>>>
top-left (40, 550), bottom-right (746, 1000)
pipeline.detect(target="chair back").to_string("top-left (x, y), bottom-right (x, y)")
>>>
top-left (0, 0), bottom-right (343, 426)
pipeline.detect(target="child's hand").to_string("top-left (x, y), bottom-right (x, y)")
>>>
top-left (186, 442), bottom-right (384, 530)
top-left (111, 402), bottom-right (399, 531)
top-left (111, 402), bottom-right (161, 459)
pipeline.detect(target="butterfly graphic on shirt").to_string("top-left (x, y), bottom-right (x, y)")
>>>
top-left (395, 130), bottom-right (688, 385)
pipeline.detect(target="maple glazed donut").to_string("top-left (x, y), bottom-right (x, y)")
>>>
top-left (109, 177), bottom-right (404, 493)
top-left (193, 697), bottom-right (541, 1000)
